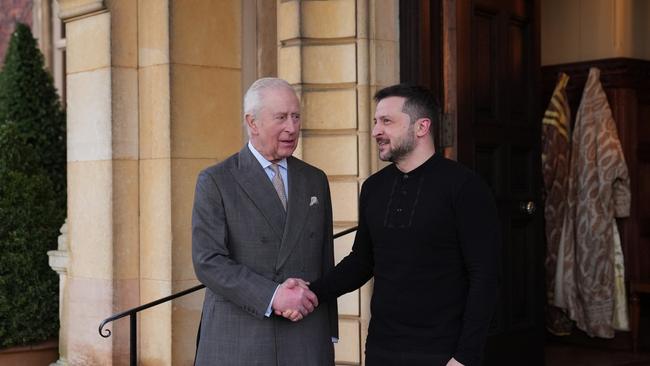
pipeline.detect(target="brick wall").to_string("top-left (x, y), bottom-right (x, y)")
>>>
top-left (0, 0), bottom-right (33, 66)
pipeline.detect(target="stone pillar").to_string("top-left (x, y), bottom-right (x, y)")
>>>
top-left (138, 1), bottom-right (243, 365)
top-left (277, 1), bottom-right (399, 364)
top-left (136, 1), bottom-right (173, 363)
top-left (58, 0), bottom-right (245, 364)
top-left (31, 0), bottom-right (53, 70)
top-left (48, 219), bottom-right (69, 366)
top-left (58, 0), bottom-right (139, 364)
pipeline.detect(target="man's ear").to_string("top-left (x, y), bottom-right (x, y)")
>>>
top-left (416, 118), bottom-right (431, 137)
top-left (245, 113), bottom-right (257, 135)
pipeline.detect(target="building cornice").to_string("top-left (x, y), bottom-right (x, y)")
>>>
top-left (57, 0), bottom-right (105, 21)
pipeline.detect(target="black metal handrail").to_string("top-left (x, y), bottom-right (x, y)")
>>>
top-left (98, 226), bottom-right (358, 366)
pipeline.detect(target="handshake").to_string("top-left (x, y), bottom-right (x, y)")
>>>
top-left (272, 278), bottom-right (318, 322)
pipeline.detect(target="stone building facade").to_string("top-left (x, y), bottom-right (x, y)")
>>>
top-left (53, 0), bottom-right (398, 364)
top-left (1, 0), bottom-right (648, 365)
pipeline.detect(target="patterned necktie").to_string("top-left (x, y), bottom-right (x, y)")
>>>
top-left (270, 164), bottom-right (287, 210)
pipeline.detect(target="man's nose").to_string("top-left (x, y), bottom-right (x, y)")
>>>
top-left (285, 118), bottom-right (299, 133)
top-left (371, 123), bottom-right (381, 138)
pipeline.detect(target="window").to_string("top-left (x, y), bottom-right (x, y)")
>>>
top-left (51, 0), bottom-right (66, 106)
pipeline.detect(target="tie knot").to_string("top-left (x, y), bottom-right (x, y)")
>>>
top-left (270, 163), bottom-right (281, 174)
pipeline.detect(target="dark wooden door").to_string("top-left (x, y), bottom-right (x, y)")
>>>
top-left (401, 0), bottom-right (545, 364)
top-left (457, 0), bottom-right (544, 364)
top-left (399, 0), bottom-right (444, 148)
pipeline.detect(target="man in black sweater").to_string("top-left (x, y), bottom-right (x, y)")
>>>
top-left (282, 84), bottom-right (500, 366)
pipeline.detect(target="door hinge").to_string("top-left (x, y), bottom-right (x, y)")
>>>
top-left (439, 113), bottom-right (455, 148)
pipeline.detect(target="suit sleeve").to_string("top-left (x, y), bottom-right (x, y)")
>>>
top-left (452, 174), bottom-right (500, 366)
top-left (311, 183), bottom-right (374, 301)
top-left (320, 173), bottom-right (339, 339)
top-left (192, 171), bottom-right (279, 319)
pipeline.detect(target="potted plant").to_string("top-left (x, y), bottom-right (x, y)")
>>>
top-left (0, 22), bottom-right (66, 365)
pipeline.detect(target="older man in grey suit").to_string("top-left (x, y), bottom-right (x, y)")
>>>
top-left (192, 77), bottom-right (338, 365)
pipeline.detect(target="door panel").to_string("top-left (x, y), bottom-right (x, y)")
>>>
top-left (460, 0), bottom-right (545, 364)
top-left (508, 19), bottom-right (528, 122)
top-left (473, 8), bottom-right (499, 124)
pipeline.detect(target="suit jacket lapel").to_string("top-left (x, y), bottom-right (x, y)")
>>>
top-left (230, 146), bottom-right (286, 241)
top-left (276, 157), bottom-right (310, 270)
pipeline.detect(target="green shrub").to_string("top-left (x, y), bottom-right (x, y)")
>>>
top-left (0, 23), bottom-right (66, 348)
top-left (0, 23), bottom-right (66, 193)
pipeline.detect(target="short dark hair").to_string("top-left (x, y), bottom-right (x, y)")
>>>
top-left (374, 84), bottom-right (441, 143)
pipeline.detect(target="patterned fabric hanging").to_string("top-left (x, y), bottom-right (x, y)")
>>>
top-left (557, 67), bottom-right (631, 338)
top-left (541, 72), bottom-right (573, 335)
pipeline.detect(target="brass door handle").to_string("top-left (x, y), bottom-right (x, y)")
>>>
top-left (520, 201), bottom-right (536, 216)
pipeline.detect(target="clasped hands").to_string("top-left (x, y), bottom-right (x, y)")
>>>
top-left (271, 278), bottom-right (316, 322)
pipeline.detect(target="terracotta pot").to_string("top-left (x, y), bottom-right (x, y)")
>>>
top-left (0, 338), bottom-right (58, 366)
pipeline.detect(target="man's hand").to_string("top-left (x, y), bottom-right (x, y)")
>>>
top-left (283, 277), bottom-right (311, 290)
top-left (446, 357), bottom-right (464, 366)
top-left (272, 278), bottom-right (318, 322)
top-left (276, 278), bottom-right (311, 321)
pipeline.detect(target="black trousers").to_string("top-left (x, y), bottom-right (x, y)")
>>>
top-left (365, 344), bottom-right (452, 366)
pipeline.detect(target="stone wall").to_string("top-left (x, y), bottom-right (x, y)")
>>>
top-left (541, 0), bottom-right (650, 65)
top-left (58, 0), bottom-right (399, 364)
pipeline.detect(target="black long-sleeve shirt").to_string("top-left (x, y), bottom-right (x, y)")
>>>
top-left (311, 153), bottom-right (500, 366)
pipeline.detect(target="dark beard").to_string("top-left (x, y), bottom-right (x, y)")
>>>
top-left (384, 126), bottom-right (416, 163)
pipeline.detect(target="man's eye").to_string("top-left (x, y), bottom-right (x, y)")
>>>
top-left (276, 115), bottom-right (287, 121)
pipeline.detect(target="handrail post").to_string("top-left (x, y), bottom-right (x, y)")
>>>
top-left (130, 313), bottom-right (137, 366)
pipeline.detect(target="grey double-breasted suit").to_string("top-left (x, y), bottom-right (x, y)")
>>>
top-left (192, 146), bottom-right (338, 365)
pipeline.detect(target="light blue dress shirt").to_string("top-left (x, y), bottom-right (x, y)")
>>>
top-left (248, 142), bottom-right (288, 197)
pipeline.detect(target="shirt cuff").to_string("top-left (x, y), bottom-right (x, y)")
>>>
top-left (331, 337), bottom-right (339, 343)
top-left (265, 285), bottom-right (281, 317)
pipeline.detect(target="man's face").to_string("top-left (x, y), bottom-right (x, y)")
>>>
top-left (372, 96), bottom-right (416, 162)
top-left (248, 87), bottom-right (301, 162)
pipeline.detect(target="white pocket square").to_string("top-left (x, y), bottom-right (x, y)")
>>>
top-left (309, 196), bottom-right (319, 206)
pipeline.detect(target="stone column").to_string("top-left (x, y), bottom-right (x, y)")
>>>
top-left (48, 219), bottom-right (69, 366)
top-left (138, 1), bottom-right (244, 365)
top-left (277, 1), bottom-right (399, 364)
top-left (31, 0), bottom-right (53, 70)
top-left (58, 0), bottom-right (140, 364)
top-left (59, 0), bottom-right (245, 364)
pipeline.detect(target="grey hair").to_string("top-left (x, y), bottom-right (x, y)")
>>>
top-left (243, 77), bottom-right (294, 119)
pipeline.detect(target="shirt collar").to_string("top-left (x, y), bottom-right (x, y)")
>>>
top-left (247, 141), bottom-right (288, 170)
top-left (392, 151), bottom-right (440, 177)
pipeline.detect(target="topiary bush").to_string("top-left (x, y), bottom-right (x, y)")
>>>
top-left (0, 23), bottom-right (66, 348)
top-left (0, 22), bottom-right (66, 193)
